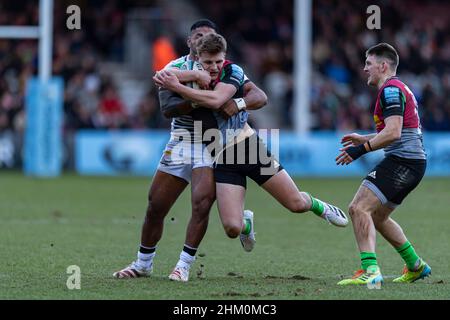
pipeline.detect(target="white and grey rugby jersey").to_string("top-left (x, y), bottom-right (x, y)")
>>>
top-left (164, 55), bottom-right (197, 141)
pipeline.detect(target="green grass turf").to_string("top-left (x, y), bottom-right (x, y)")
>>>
top-left (0, 172), bottom-right (449, 300)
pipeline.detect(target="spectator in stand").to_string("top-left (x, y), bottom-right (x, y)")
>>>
top-left (96, 84), bottom-right (127, 129)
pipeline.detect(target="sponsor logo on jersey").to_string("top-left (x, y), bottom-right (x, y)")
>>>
top-left (384, 86), bottom-right (401, 104)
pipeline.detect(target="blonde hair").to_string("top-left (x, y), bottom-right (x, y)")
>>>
top-left (196, 33), bottom-right (227, 56)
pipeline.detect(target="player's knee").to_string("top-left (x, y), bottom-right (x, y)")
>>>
top-left (348, 203), bottom-right (360, 219)
top-left (224, 223), bottom-right (241, 238)
top-left (348, 202), bottom-right (369, 219)
top-left (146, 196), bottom-right (166, 220)
top-left (192, 192), bottom-right (215, 217)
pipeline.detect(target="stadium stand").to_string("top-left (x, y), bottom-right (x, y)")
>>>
top-left (0, 0), bottom-right (449, 170)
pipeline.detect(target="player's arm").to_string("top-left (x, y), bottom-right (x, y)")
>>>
top-left (364, 116), bottom-right (402, 150)
top-left (340, 132), bottom-right (376, 147)
top-left (336, 85), bottom-right (404, 165)
top-left (176, 81), bottom-right (237, 110)
top-left (158, 88), bottom-right (194, 118)
top-left (162, 68), bottom-right (211, 89)
top-left (155, 69), bottom-right (237, 110)
top-left (218, 81), bottom-right (268, 119)
top-left (243, 81), bottom-right (268, 110)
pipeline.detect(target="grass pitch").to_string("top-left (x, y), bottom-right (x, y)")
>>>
top-left (0, 172), bottom-right (449, 300)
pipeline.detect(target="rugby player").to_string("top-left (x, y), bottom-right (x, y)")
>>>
top-left (155, 33), bottom-right (349, 258)
top-left (113, 20), bottom-right (268, 282)
top-left (335, 43), bottom-right (431, 286)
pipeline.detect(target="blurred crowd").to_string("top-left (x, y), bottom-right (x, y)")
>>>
top-left (310, 0), bottom-right (450, 132)
top-left (193, 0), bottom-right (450, 131)
top-left (1, 0), bottom-right (449, 155)
top-left (0, 0), bottom-right (164, 145)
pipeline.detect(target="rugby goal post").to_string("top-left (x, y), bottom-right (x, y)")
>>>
top-left (0, 0), bottom-right (63, 177)
top-left (294, 0), bottom-right (312, 134)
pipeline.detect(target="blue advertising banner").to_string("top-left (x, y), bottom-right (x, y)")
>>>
top-left (75, 130), bottom-right (169, 176)
top-left (74, 130), bottom-right (450, 177)
top-left (272, 132), bottom-right (450, 177)
top-left (24, 77), bottom-right (64, 177)
top-left (269, 131), bottom-right (384, 177)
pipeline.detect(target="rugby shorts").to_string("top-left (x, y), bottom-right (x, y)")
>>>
top-left (214, 134), bottom-right (283, 189)
top-left (157, 137), bottom-right (213, 183)
top-left (362, 155), bottom-right (426, 208)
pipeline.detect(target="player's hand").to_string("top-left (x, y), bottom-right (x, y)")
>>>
top-left (153, 70), bottom-right (180, 91)
top-left (196, 70), bottom-right (212, 89)
top-left (336, 144), bottom-right (367, 165)
top-left (218, 99), bottom-right (240, 119)
top-left (340, 133), bottom-right (367, 148)
top-left (336, 147), bottom-right (355, 165)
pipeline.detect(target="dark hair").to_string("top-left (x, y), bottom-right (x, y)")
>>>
top-left (190, 19), bottom-right (218, 32)
top-left (196, 33), bottom-right (227, 56)
top-left (366, 42), bottom-right (399, 70)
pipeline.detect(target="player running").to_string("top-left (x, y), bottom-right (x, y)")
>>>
top-left (154, 33), bottom-right (348, 254)
top-left (335, 43), bottom-right (430, 287)
top-left (113, 20), bottom-right (267, 282)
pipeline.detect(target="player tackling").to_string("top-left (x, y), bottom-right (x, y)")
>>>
top-left (155, 33), bottom-right (349, 255)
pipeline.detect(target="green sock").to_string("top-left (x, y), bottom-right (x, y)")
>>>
top-left (396, 241), bottom-right (420, 271)
top-left (360, 252), bottom-right (377, 271)
top-left (242, 219), bottom-right (251, 235)
top-left (306, 193), bottom-right (324, 216)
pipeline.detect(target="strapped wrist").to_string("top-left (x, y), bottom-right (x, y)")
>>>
top-left (346, 144), bottom-right (368, 161)
top-left (233, 98), bottom-right (246, 110)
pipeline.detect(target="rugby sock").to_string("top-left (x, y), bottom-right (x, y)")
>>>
top-left (305, 193), bottom-right (325, 216)
top-left (360, 252), bottom-right (377, 271)
top-left (139, 245), bottom-right (156, 254)
top-left (396, 241), bottom-right (420, 271)
top-left (242, 218), bottom-right (251, 235)
top-left (177, 245), bottom-right (197, 269)
top-left (136, 245), bottom-right (156, 270)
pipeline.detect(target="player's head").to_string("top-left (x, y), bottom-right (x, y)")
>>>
top-left (195, 33), bottom-right (227, 80)
top-left (187, 19), bottom-right (218, 56)
top-left (364, 42), bottom-right (399, 86)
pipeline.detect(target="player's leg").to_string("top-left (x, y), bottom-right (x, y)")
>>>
top-left (244, 134), bottom-right (347, 226)
top-left (348, 185), bottom-right (381, 254)
top-left (214, 144), bottom-right (256, 252)
top-left (140, 170), bottom-right (188, 246)
top-left (169, 166), bottom-right (216, 281)
top-left (187, 166), bottom-right (216, 246)
top-left (338, 155), bottom-right (423, 286)
top-left (371, 156), bottom-right (430, 283)
top-left (259, 169), bottom-right (348, 227)
top-left (216, 182), bottom-right (255, 252)
top-left (337, 184), bottom-right (384, 286)
top-left (371, 205), bottom-right (405, 247)
top-left (113, 170), bottom-right (188, 278)
top-left (372, 206), bottom-right (430, 283)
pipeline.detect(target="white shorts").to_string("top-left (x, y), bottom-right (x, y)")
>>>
top-left (156, 138), bottom-right (213, 183)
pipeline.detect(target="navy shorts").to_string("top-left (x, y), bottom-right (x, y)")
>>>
top-left (214, 134), bottom-right (283, 189)
top-left (363, 155), bottom-right (426, 207)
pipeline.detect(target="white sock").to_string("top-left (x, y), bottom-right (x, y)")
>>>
top-left (177, 251), bottom-right (196, 269)
top-left (136, 251), bottom-right (155, 270)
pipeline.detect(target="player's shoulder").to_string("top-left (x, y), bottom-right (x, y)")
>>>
top-left (382, 85), bottom-right (402, 95)
top-left (383, 77), bottom-right (406, 91)
top-left (165, 55), bottom-right (190, 70)
top-left (379, 84), bottom-right (404, 107)
top-left (222, 61), bottom-right (244, 80)
top-left (180, 60), bottom-right (203, 71)
top-left (223, 60), bottom-right (243, 72)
